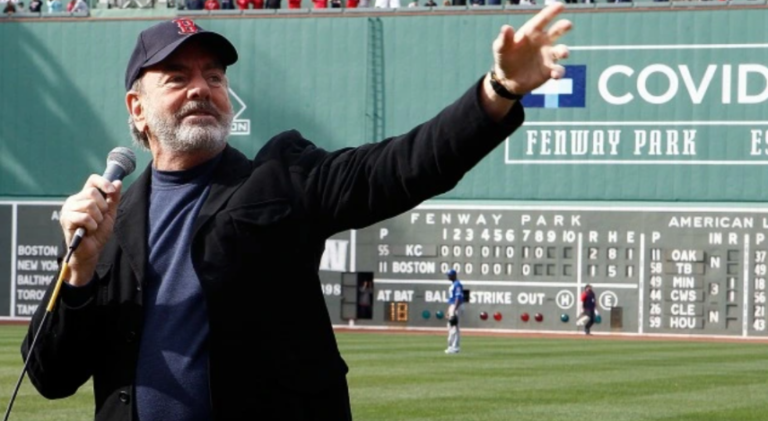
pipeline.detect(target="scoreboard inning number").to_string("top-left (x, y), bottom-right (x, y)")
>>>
top-left (385, 302), bottom-right (409, 322)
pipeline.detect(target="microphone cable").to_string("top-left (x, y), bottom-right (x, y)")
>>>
top-left (2, 238), bottom-right (81, 421)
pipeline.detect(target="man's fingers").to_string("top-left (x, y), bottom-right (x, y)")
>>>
top-left (551, 44), bottom-right (570, 61)
top-left (493, 25), bottom-right (515, 55)
top-left (65, 196), bottom-right (106, 229)
top-left (83, 199), bottom-right (106, 224)
top-left (550, 64), bottom-right (566, 80)
top-left (62, 192), bottom-right (105, 220)
top-left (524, 2), bottom-right (565, 33)
top-left (106, 181), bottom-right (123, 214)
top-left (86, 174), bottom-right (117, 196)
top-left (108, 180), bottom-right (123, 204)
top-left (61, 210), bottom-right (99, 234)
top-left (59, 177), bottom-right (119, 236)
top-left (84, 187), bottom-right (110, 213)
top-left (547, 19), bottom-right (573, 43)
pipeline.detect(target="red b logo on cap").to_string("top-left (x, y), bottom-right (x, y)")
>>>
top-left (174, 18), bottom-right (198, 34)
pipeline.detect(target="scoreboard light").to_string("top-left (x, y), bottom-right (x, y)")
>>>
top-left (422, 310), bottom-right (431, 319)
top-left (385, 301), bottom-right (409, 322)
top-left (560, 313), bottom-right (570, 323)
top-left (521, 313), bottom-right (530, 322)
top-left (493, 312), bottom-right (502, 321)
top-left (480, 311), bottom-right (489, 320)
top-left (435, 310), bottom-right (444, 319)
top-left (534, 313), bottom-right (544, 322)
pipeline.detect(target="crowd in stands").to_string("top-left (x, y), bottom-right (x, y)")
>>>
top-left (181, 0), bottom-right (508, 8)
top-left (179, 0), bottom-right (585, 8)
top-left (1, 0), bottom-right (506, 12)
top-left (0, 0), bottom-right (719, 16)
top-left (1, 0), bottom-right (88, 14)
top-left (176, 0), bottom-right (685, 10)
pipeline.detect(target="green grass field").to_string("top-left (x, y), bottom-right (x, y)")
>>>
top-left (0, 326), bottom-right (766, 420)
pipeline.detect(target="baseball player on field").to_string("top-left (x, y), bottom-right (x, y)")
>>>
top-left (445, 269), bottom-right (465, 354)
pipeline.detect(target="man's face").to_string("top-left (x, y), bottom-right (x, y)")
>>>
top-left (137, 40), bottom-right (234, 154)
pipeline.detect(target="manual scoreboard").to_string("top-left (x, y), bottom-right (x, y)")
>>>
top-left (2, 201), bottom-right (767, 339)
top-left (325, 204), bottom-right (768, 338)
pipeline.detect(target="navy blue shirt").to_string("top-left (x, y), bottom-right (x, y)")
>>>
top-left (135, 153), bottom-right (221, 421)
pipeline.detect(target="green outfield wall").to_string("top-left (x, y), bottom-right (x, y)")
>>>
top-left (2, 9), bottom-right (768, 338)
top-left (2, 8), bottom-right (768, 201)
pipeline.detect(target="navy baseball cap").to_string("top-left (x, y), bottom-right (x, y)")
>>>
top-left (446, 269), bottom-right (457, 277)
top-left (124, 18), bottom-right (238, 91)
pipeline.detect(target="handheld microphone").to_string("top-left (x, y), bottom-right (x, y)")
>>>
top-left (69, 147), bottom-right (137, 251)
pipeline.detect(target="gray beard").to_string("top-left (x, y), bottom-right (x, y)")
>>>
top-left (146, 100), bottom-right (234, 154)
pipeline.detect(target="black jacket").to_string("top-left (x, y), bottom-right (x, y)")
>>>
top-left (22, 79), bottom-right (524, 420)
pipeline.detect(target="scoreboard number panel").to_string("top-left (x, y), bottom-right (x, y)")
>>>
top-left (2, 200), bottom-right (768, 338)
top-left (355, 205), bottom-right (768, 338)
top-left (385, 301), bottom-right (409, 322)
top-left (0, 202), bottom-right (64, 319)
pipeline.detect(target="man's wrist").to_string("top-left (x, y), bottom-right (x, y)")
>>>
top-left (480, 74), bottom-right (517, 123)
top-left (488, 69), bottom-right (524, 101)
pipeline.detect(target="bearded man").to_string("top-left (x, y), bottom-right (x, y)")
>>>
top-left (22, 9), bottom-right (572, 420)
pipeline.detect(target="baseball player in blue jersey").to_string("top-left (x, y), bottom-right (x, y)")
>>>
top-left (445, 269), bottom-right (465, 354)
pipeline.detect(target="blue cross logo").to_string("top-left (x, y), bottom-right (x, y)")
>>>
top-left (521, 65), bottom-right (586, 108)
